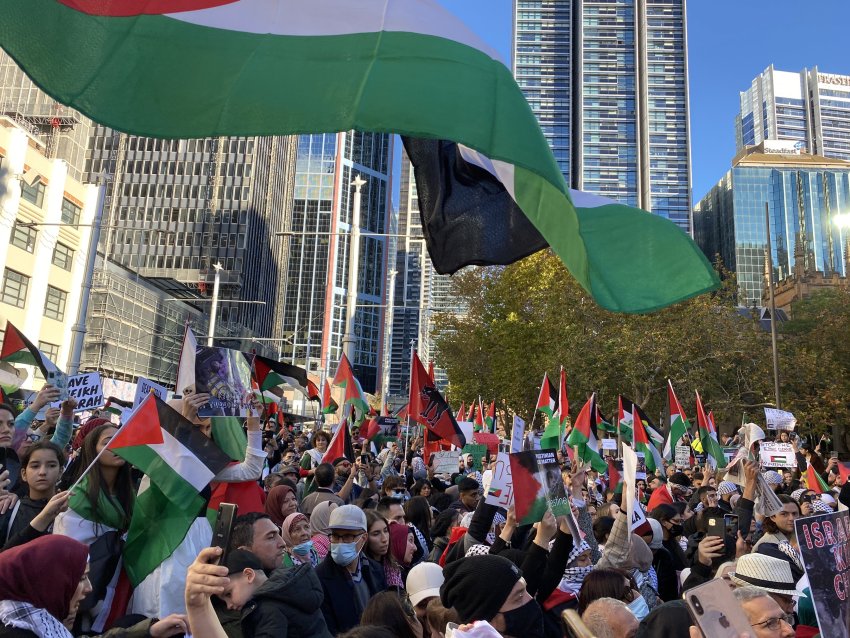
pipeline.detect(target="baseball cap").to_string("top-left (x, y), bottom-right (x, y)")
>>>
top-left (406, 561), bottom-right (445, 607)
top-left (278, 464), bottom-right (300, 476)
top-left (223, 549), bottom-right (263, 575)
top-left (328, 504), bottom-right (367, 532)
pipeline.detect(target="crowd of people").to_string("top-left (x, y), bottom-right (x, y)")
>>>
top-left (0, 384), bottom-right (846, 638)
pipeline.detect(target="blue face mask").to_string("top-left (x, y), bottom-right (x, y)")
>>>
top-left (627, 594), bottom-right (650, 620)
top-left (292, 539), bottom-right (313, 556)
top-left (330, 541), bottom-right (361, 566)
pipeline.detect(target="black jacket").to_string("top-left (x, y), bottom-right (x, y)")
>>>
top-left (315, 554), bottom-right (386, 636)
top-left (0, 496), bottom-right (50, 551)
top-left (241, 563), bottom-right (332, 638)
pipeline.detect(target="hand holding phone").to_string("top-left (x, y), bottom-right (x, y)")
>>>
top-left (684, 579), bottom-right (751, 638)
top-left (210, 503), bottom-right (238, 565)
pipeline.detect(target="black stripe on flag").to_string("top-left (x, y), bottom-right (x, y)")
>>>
top-left (154, 397), bottom-right (232, 476)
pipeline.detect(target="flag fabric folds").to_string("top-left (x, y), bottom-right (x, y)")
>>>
top-left (805, 465), bottom-right (830, 495)
top-left (485, 400), bottom-right (496, 434)
top-left (321, 419), bottom-right (355, 464)
top-left (694, 392), bottom-right (726, 468)
top-left (253, 355), bottom-right (320, 400)
top-left (409, 350), bottom-right (465, 449)
top-left (663, 380), bottom-right (690, 460)
top-left (321, 379), bottom-right (339, 415)
top-left (473, 398), bottom-right (486, 433)
top-left (566, 394), bottom-right (607, 473)
top-left (541, 368), bottom-right (569, 451)
top-left (331, 354), bottom-right (369, 424)
top-left (0, 322), bottom-right (60, 378)
top-left (108, 394), bottom-right (231, 586)
top-left (1, 0), bottom-right (718, 314)
top-left (536, 373), bottom-right (559, 421)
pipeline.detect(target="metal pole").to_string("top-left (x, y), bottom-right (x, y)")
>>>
top-left (342, 175), bottom-right (366, 363)
top-left (764, 202), bottom-right (781, 409)
top-left (67, 180), bottom-right (107, 375)
top-left (207, 262), bottom-right (223, 347)
top-left (382, 268), bottom-right (398, 411)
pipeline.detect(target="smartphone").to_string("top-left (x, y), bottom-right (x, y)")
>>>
top-left (707, 514), bottom-right (738, 557)
top-left (360, 454), bottom-right (370, 465)
top-left (684, 579), bottom-right (752, 638)
top-left (831, 451), bottom-right (839, 459)
top-left (210, 502), bottom-right (238, 565)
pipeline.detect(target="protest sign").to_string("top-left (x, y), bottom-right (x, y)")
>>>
top-left (511, 415), bottom-right (525, 452)
top-left (66, 373), bottom-right (104, 412)
top-left (461, 444), bottom-right (487, 471)
top-left (485, 452), bottom-right (514, 508)
top-left (473, 432), bottom-right (500, 455)
top-left (764, 407), bottom-right (796, 431)
top-left (675, 445), bottom-right (691, 468)
top-left (133, 376), bottom-right (168, 409)
top-left (722, 447), bottom-right (739, 464)
top-left (509, 450), bottom-right (569, 524)
top-left (601, 438), bottom-right (618, 451)
top-left (634, 451), bottom-right (647, 480)
top-left (432, 450), bottom-right (461, 474)
top-left (195, 347), bottom-right (255, 417)
top-left (759, 442), bottom-right (797, 468)
top-left (457, 421), bottom-right (474, 450)
top-left (795, 510), bottom-right (850, 638)
top-left (375, 416), bottom-right (400, 437)
top-left (622, 444), bottom-right (646, 531)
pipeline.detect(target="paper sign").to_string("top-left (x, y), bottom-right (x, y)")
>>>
top-left (623, 444), bottom-right (638, 531)
top-left (66, 372), bottom-right (104, 412)
top-left (795, 510), bottom-right (850, 638)
top-left (634, 451), bottom-right (647, 480)
top-left (675, 445), bottom-right (692, 468)
top-left (759, 442), bottom-right (796, 468)
top-left (723, 447), bottom-right (739, 464)
top-left (511, 416), bottom-right (525, 453)
top-left (195, 347), bottom-right (255, 417)
top-left (764, 407), bottom-right (796, 431)
top-left (601, 438), bottom-right (618, 450)
top-left (461, 444), bottom-right (487, 472)
top-left (485, 452), bottom-right (514, 508)
top-left (509, 450), bottom-right (569, 524)
top-left (432, 450), bottom-right (461, 474)
top-left (133, 376), bottom-right (168, 408)
top-left (457, 421), bottom-right (474, 450)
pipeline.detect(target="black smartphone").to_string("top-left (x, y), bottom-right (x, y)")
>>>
top-left (360, 454), bottom-right (370, 465)
top-left (210, 502), bottom-right (238, 565)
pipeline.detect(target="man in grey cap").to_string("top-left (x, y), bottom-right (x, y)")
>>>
top-left (315, 504), bottom-right (387, 635)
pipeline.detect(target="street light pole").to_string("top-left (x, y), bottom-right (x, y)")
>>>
top-left (207, 262), bottom-right (223, 347)
top-left (764, 202), bottom-right (781, 409)
top-left (342, 175), bottom-right (366, 364)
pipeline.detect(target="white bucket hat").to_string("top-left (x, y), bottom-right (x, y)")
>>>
top-left (730, 553), bottom-right (805, 596)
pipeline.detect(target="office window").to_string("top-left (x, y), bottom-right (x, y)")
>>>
top-left (10, 222), bottom-right (37, 253)
top-left (52, 242), bottom-right (75, 271)
top-left (43, 285), bottom-right (67, 321)
top-left (21, 181), bottom-right (45, 207)
top-left (1, 269), bottom-right (29, 308)
top-left (38, 341), bottom-right (60, 363)
top-left (61, 199), bottom-right (81, 226)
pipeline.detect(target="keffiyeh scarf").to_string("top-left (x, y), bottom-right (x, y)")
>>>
top-left (0, 600), bottom-right (72, 638)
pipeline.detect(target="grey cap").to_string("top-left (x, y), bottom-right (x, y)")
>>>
top-left (327, 504), bottom-right (367, 532)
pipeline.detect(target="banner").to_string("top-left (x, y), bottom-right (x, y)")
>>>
top-left (675, 445), bottom-right (691, 468)
top-left (511, 416), bottom-right (525, 453)
top-left (759, 442), bottom-right (797, 468)
top-left (66, 372), bottom-right (104, 412)
top-left (795, 510), bottom-right (850, 638)
top-left (133, 376), bottom-right (168, 408)
top-left (432, 450), bottom-right (461, 474)
top-left (485, 452), bottom-right (514, 508)
top-left (195, 347), bottom-right (255, 417)
top-left (509, 450), bottom-right (569, 525)
top-left (764, 407), bottom-right (796, 431)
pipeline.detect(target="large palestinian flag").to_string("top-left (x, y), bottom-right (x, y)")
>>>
top-left (253, 355), bottom-right (320, 400)
top-left (0, 0), bottom-right (717, 314)
top-left (0, 322), bottom-right (60, 378)
top-left (331, 354), bottom-right (370, 424)
top-left (108, 394), bottom-right (232, 586)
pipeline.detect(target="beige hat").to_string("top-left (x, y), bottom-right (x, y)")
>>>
top-left (406, 561), bottom-right (445, 607)
top-left (730, 553), bottom-right (805, 596)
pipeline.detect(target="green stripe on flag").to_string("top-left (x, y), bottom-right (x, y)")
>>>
top-left (211, 416), bottom-right (247, 462)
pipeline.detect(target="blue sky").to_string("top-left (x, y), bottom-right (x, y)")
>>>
top-left (440, 0), bottom-right (850, 202)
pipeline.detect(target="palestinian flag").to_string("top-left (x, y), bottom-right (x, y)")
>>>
top-left (595, 404), bottom-right (616, 435)
top-left (694, 392), bottom-right (726, 468)
top-left (253, 355), bottom-right (320, 400)
top-left (509, 451), bottom-right (549, 525)
top-left (633, 409), bottom-right (663, 474)
top-left (1, 0), bottom-right (717, 315)
top-left (103, 396), bottom-right (133, 421)
top-left (837, 462), bottom-right (850, 485)
top-left (466, 402), bottom-right (476, 423)
top-left (566, 394), bottom-right (607, 473)
top-left (541, 367), bottom-right (569, 451)
top-left (805, 465), bottom-right (830, 495)
top-left (473, 398), bottom-right (486, 433)
top-left (0, 322), bottom-right (59, 377)
top-left (618, 395), bottom-right (653, 445)
top-left (536, 373), bottom-right (559, 421)
top-left (331, 354), bottom-right (369, 424)
top-left (663, 380), bottom-right (690, 460)
top-left (107, 394), bottom-right (231, 586)
top-left (409, 350), bottom-right (465, 448)
top-left (210, 416), bottom-right (248, 461)
top-left (607, 457), bottom-right (622, 493)
top-left (321, 418), bottom-right (355, 464)
top-left (456, 402), bottom-right (466, 424)
top-left (485, 400), bottom-right (496, 434)
top-left (321, 379), bottom-right (338, 415)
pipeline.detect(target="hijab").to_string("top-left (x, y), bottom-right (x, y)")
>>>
top-left (0, 535), bottom-right (88, 620)
top-left (280, 513), bottom-right (308, 547)
top-left (264, 485), bottom-right (294, 527)
top-left (71, 418), bottom-right (111, 452)
top-left (635, 600), bottom-right (693, 638)
top-left (388, 521), bottom-right (412, 565)
top-left (310, 500), bottom-right (338, 536)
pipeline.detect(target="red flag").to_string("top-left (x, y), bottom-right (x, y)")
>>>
top-left (466, 402), bottom-right (475, 422)
top-left (428, 361), bottom-right (435, 383)
top-left (805, 465), bottom-right (830, 495)
top-left (457, 402), bottom-right (466, 422)
top-left (838, 462), bottom-right (850, 485)
top-left (557, 367), bottom-right (569, 424)
top-left (409, 350), bottom-right (465, 448)
top-left (321, 419), bottom-right (355, 464)
top-left (607, 457), bottom-right (621, 492)
top-left (321, 378), bottom-right (338, 415)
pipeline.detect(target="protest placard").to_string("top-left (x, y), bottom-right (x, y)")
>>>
top-left (675, 445), bottom-right (691, 468)
top-left (622, 444), bottom-right (647, 531)
top-left (509, 450), bottom-right (569, 524)
top-left (432, 450), bottom-right (461, 474)
top-left (461, 444), bottom-right (487, 471)
top-left (133, 376), bottom-right (168, 408)
top-left (485, 452), bottom-right (514, 508)
top-left (66, 372), bottom-right (104, 412)
top-left (511, 415), bottom-right (525, 452)
top-left (764, 407), bottom-right (796, 431)
top-left (195, 347), bottom-right (255, 417)
top-left (795, 510), bottom-right (850, 638)
top-left (634, 451), bottom-right (647, 480)
top-left (759, 442), bottom-right (797, 468)
top-left (375, 416), bottom-right (400, 437)
top-left (601, 438), bottom-right (618, 451)
top-left (722, 447), bottom-right (739, 464)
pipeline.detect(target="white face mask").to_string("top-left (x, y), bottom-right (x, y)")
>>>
top-left (627, 594), bottom-right (650, 620)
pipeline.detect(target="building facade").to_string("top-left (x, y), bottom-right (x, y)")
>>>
top-left (513, 0), bottom-right (692, 231)
top-left (0, 119), bottom-right (97, 381)
top-left (694, 142), bottom-right (850, 305)
top-left (736, 66), bottom-right (850, 161)
top-left (279, 132), bottom-right (393, 397)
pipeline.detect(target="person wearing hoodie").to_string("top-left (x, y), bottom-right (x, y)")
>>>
top-left (219, 549), bottom-right (333, 638)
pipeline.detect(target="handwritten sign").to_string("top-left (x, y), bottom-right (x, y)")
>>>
top-left (675, 445), bottom-right (692, 468)
top-left (485, 452), bottom-right (514, 508)
top-left (759, 442), bottom-right (797, 468)
top-left (432, 450), bottom-right (461, 474)
top-left (764, 407), bottom-right (796, 431)
top-left (66, 373), bottom-right (104, 412)
top-left (133, 376), bottom-right (168, 408)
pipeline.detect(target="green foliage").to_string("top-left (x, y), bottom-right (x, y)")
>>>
top-left (434, 252), bottom-right (850, 437)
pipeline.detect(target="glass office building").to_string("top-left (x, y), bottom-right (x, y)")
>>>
top-left (694, 143), bottom-right (850, 305)
top-left (513, 0), bottom-right (692, 231)
top-left (736, 66), bottom-right (850, 161)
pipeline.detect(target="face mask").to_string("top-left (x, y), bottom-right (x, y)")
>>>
top-left (667, 523), bottom-right (684, 537)
top-left (292, 539), bottom-right (313, 556)
top-left (330, 541), bottom-right (360, 566)
top-left (627, 594), bottom-right (650, 620)
top-left (502, 599), bottom-right (544, 638)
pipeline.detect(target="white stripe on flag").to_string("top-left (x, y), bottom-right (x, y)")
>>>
top-left (149, 429), bottom-right (216, 492)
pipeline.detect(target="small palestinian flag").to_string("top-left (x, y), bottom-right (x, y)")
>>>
top-left (663, 380), bottom-right (690, 460)
top-left (694, 391), bottom-right (726, 468)
top-left (253, 355), bottom-right (320, 400)
top-left (108, 394), bottom-right (231, 586)
top-left (0, 322), bottom-right (59, 377)
top-left (485, 400), bottom-right (496, 434)
top-left (541, 367), bottom-right (568, 451)
top-left (409, 350), bottom-right (465, 448)
top-left (321, 379), bottom-right (338, 415)
top-left (607, 457), bottom-right (622, 493)
top-left (805, 465), bottom-right (830, 495)
top-left (456, 402), bottom-right (466, 423)
top-left (838, 462), bottom-right (850, 485)
top-left (321, 418), bottom-right (355, 464)
top-left (332, 354), bottom-right (370, 424)
top-left (595, 404), bottom-right (616, 434)
top-left (473, 398), bottom-right (486, 433)
top-left (566, 394), bottom-right (607, 473)
top-left (536, 372), bottom-right (559, 421)
top-left (466, 402), bottom-right (476, 422)
top-left (104, 396), bottom-right (133, 421)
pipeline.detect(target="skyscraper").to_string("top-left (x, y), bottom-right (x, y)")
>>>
top-left (513, 0), bottom-right (692, 231)
top-left (736, 66), bottom-right (850, 161)
top-left (279, 132), bottom-right (393, 395)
